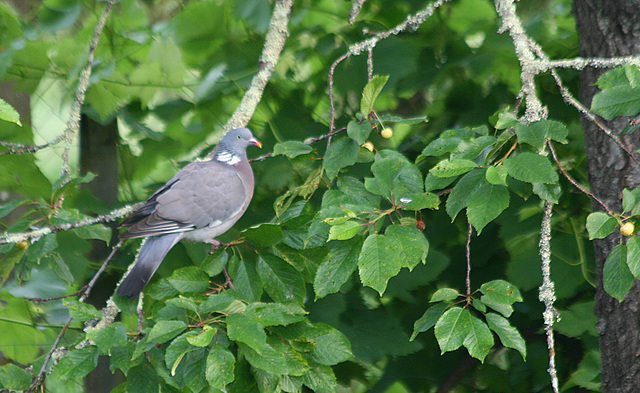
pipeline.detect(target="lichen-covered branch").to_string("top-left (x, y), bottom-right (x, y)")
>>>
top-left (194, 0), bottom-right (293, 159)
top-left (58, 0), bottom-right (118, 186)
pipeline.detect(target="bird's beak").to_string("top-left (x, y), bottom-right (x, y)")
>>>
top-left (250, 138), bottom-right (262, 148)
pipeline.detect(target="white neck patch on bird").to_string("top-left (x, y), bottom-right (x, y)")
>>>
top-left (216, 150), bottom-right (241, 165)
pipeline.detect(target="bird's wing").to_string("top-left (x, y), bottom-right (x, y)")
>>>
top-left (120, 161), bottom-right (248, 239)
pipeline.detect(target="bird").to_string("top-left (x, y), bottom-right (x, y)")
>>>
top-left (117, 128), bottom-right (261, 298)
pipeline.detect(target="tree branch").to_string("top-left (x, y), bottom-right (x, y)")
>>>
top-left (58, 0), bottom-right (118, 187)
top-left (191, 0), bottom-right (292, 160)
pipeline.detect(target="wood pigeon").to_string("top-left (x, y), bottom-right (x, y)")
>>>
top-left (117, 128), bottom-right (261, 298)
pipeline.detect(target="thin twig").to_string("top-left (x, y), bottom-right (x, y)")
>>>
top-left (26, 240), bottom-right (123, 392)
top-left (548, 141), bottom-right (613, 214)
top-left (539, 201), bottom-right (560, 393)
top-left (0, 135), bottom-right (65, 156)
top-left (58, 0), bottom-right (118, 187)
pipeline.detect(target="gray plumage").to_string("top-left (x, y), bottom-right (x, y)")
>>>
top-left (117, 128), bottom-right (261, 298)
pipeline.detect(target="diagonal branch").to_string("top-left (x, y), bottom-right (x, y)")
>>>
top-left (58, 0), bottom-right (118, 187)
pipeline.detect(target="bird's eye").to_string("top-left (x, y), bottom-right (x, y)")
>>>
top-left (237, 135), bottom-right (241, 139)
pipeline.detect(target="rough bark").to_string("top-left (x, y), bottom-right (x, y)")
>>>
top-left (574, 0), bottom-right (640, 391)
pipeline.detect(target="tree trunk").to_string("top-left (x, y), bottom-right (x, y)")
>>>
top-left (574, 1), bottom-right (640, 391)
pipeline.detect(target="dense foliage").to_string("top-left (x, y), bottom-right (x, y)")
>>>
top-left (1, 0), bottom-right (639, 392)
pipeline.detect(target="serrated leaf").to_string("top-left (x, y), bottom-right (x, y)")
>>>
top-left (307, 323), bottom-right (353, 366)
top-left (243, 302), bottom-right (307, 326)
top-left (63, 299), bottom-right (102, 322)
top-left (56, 346), bottom-right (99, 380)
top-left (0, 98), bottom-right (22, 126)
top-left (227, 313), bottom-right (268, 353)
top-left (486, 313), bottom-right (526, 360)
top-left (466, 182), bottom-right (510, 233)
top-left (167, 266), bottom-right (210, 293)
top-left (481, 296), bottom-right (514, 317)
top-left (323, 137), bottom-right (360, 179)
top-left (0, 363), bottom-right (31, 391)
top-left (206, 345), bottom-right (235, 389)
top-left (486, 165), bottom-right (508, 186)
top-left (365, 152), bottom-right (430, 209)
top-left (504, 152), bottom-right (558, 184)
top-left (347, 119), bottom-right (372, 145)
top-left (627, 236), bottom-right (640, 279)
top-left (430, 288), bottom-right (459, 302)
top-left (410, 302), bottom-right (449, 341)
top-left (357, 234), bottom-right (401, 295)
top-left (604, 244), bottom-right (634, 301)
top-left (73, 224), bottom-right (111, 243)
top-left (446, 169), bottom-right (485, 221)
top-left (463, 314), bottom-right (494, 362)
top-left (273, 141), bottom-right (313, 159)
top-left (186, 326), bottom-right (217, 347)
top-left (327, 220), bottom-right (360, 241)
top-left (586, 212), bottom-right (618, 240)
top-left (431, 159), bottom-right (477, 178)
top-left (148, 320), bottom-right (187, 344)
top-left (515, 120), bottom-right (568, 150)
top-left (592, 85), bottom-right (640, 120)
top-left (434, 307), bottom-right (468, 353)
top-left (257, 254), bottom-right (306, 303)
top-left (385, 225), bottom-right (429, 269)
top-left (86, 323), bottom-right (128, 354)
top-left (360, 75), bottom-right (389, 116)
top-left (480, 280), bottom-right (523, 305)
top-left (314, 237), bottom-right (362, 299)
top-left (302, 365), bottom-right (337, 393)
top-left (242, 223), bottom-right (284, 247)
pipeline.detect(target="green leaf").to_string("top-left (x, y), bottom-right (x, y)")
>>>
top-left (532, 182), bottom-right (562, 203)
top-left (302, 365), bottom-right (337, 393)
top-left (410, 302), bottom-right (449, 341)
top-left (63, 299), bottom-right (102, 322)
top-left (481, 296), bottom-right (514, 317)
top-left (515, 120), bottom-right (568, 150)
top-left (228, 256), bottom-right (263, 302)
top-left (243, 302), bottom-right (307, 326)
top-left (463, 314), bottom-right (494, 362)
top-left (627, 236), bottom-right (640, 279)
top-left (0, 98), bottom-right (21, 126)
top-left (430, 159), bottom-right (477, 178)
top-left (446, 169), bottom-right (485, 221)
top-left (480, 280), bottom-right (523, 305)
top-left (165, 297), bottom-right (199, 313)
top-left (347, 119), bottom-right (372, 145)
top-left (226, 313), bottom-right (267, 353)
top-left (167, 266), bottom-right (210, 293)
top-left (385, 225), bottom-right (429, 269)
top-left (485, 165), bottom-right (508, 186)
top-left (186, 325), bottom-right (217, 347)
top-left (434, 307), bottom-right (468, 354)
top-left (592, 85), bottom-right (640, 120)
top-left (586, 212), bottom-right (618, 240)
top-left (147, 320), bottom-right (188, 344)
top-left (56, 346), bottom-right (99, 380)
top-left (430, 288), bottom-right (459, 302)
top-left (127, 364), bottom-right (160, 393)
top-left (206, 345), bottom-right (235, 389)
top-left (73, 224), bottom-right (111, 243)
top-left (86, 323), bottom-right (128, 354)
top-left (604, 244), bottom-right (634, 301)
top-left (256, 254), bottom-right (306, 303)
top-left (486, 313), bottom-right (526, 360)
top-left (323, 137), bottom-right (360, 179)
top-left (327, 220), bottom-right (360, 241)
top-left (0, 363), bottom-right (31, 391)
top-left (357, 234), bottom-right (401, 295)
top-left (242, 223), bottom-right (284, 247)
top-left (314, 237), bottom-right (362, 299)
top-left (307, 323), bottom-right (353, 366)
top-left (273, 141), bottom-right (313, 159)
top-left (0, 198), bottom-right (26, 218)
top-left (503, 152), bottom-right (558, 184)
top-left (467, 182), bottom-right (510, 233)
top-left (360, 75), bottom-right (389, 116)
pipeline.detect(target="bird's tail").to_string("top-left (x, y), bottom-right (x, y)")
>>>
top-left (117, 233), bottom-right (183, 298)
